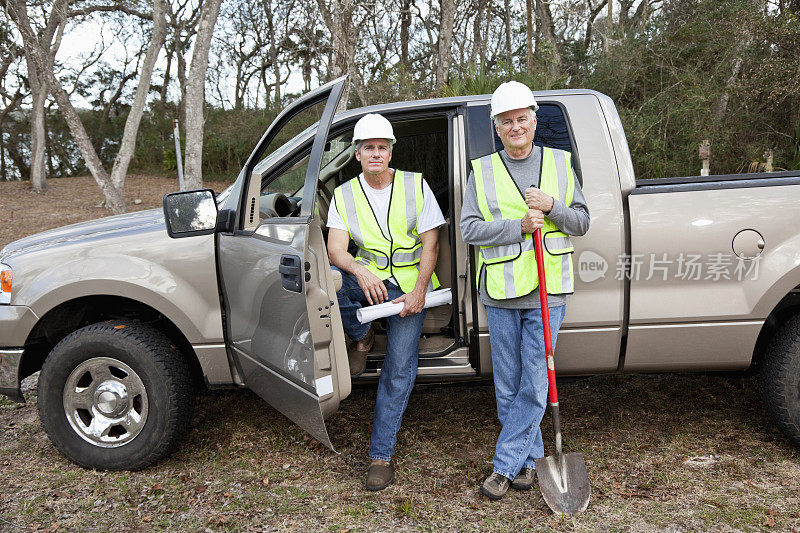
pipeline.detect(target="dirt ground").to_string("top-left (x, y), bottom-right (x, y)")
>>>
top-left (1, 176), bottom-right (799, 532)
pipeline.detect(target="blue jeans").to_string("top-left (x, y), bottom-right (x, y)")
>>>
top-left (485, 304), bottom-right (566, 480)
top-left (331, 267), bottom-right (426, 461)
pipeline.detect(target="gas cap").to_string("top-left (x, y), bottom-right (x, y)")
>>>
top-left (732, 229), bottom-right (765, 259)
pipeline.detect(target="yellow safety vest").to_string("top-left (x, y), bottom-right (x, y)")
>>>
top-left (471, 147), bottom-right (576, 299)
top-left (334, 170), bottom-right (440, 294)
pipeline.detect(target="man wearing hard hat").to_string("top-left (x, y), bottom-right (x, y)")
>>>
top-left (460, 81), bottom-right (590, 500)
top-left (327, 113), bottom-right (445, 490)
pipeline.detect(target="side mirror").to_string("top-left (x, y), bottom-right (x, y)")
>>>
top-left (163, 189), bottom-right (218, 238)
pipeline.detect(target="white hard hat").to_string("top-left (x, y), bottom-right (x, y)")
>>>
top-left (490, 81), bottom-right (539, 118)
top-left (352, 113), bottom-right (396, 144)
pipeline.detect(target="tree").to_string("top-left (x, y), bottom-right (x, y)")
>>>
top-left (0, 21), bottom-right (26, 182)
top-left (9, 0), bottom-right (125, 211)
top-left (11, 0), bottom-right (66, 192)
top-left (217, 0), bottom-right (266, 109)
top-left (435, 0), bottom-right (455, 89)
top-left (182, 0), bottom-right (223, 190)
top-left (109, 0), bottom-right (167, 191)
top-left (526, 0), bottom-right (533, 71)
top-left (535, 0), bottom-right (562, 74)
top-left (162, 0), bottom-right (202, 113)
top-left (316, 0), bottom-right (366, 110)
top-left (8, 0), bottom-right (167, 213)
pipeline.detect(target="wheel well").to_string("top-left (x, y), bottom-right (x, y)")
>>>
top-left (752, 288), bottom-right (800, 371)
top-left (22, 296), bottom-right (205, 388)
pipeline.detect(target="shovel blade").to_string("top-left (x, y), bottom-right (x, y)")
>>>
top-left (535, 452), bottom-right (591, 515)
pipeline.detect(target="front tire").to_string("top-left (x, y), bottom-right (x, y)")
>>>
top-left (38, 320), bottom-right (194, 470)
top-left (761, 313), bottom-right (800, 447)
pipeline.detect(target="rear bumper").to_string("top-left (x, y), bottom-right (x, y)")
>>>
top-left (0, 348), bottom-right (24, 402)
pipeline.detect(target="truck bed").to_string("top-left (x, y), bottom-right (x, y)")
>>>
top-left (632, 170), bottom-right (800, 194)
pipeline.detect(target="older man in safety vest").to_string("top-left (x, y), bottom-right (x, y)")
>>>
top-left (460, 81), bottom-right (590, 500)
top-left (327, 113), bottom-right (445, 491)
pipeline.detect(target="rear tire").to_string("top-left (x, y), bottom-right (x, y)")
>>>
top-left (761, 313), bottom-right (800, 447)
top-left (38, 320), bottom-right (194, 470)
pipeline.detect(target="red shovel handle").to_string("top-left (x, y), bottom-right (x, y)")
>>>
top-left (533, 228), bottom-right (558, 405)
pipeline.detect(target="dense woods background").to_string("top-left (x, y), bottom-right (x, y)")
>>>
top-left (1, 0), bottom-right (799, 212)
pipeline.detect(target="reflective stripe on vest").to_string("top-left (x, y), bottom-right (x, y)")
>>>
top-left (471, 147), bottom-right (576, 299)
top-left (334, 170), bottom-right (440, 293)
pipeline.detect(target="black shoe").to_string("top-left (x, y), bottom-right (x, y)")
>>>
top-left (511, 467), bottom-right (535, 490)
top-left (480, 472), bottom-right (511, 500)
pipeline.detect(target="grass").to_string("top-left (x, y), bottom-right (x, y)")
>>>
top-left (4, 374), bottom-right (798, 531)
top-left (1, 177), bottom-right (799, 531)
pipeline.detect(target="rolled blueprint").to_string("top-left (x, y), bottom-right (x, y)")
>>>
top-left (356, 288), bottom-right (452, 324)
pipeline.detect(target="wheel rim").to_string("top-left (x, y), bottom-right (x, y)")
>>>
top-left (62, 357), bottom-right (149, 448)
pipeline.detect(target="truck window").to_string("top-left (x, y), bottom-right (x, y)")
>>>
top-left (258, 132), bottom-right (351, 220)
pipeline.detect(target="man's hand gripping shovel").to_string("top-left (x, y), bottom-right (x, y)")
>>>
top-left (532, 228), bottom-right (591, 515)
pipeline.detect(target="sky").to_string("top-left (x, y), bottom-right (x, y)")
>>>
top-left (53, 12), bottom-right (309, 110)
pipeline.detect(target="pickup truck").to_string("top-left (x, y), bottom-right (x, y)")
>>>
top-left (2, 77), bottom-right (799, 470)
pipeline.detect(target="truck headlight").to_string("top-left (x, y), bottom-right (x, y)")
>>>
top-left (0, 264), bottom-right (11, 304)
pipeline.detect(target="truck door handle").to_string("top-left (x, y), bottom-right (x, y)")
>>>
top-left (279, 254), bottom-right (303, 292)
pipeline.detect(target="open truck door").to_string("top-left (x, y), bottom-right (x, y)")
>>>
top-left (217, 77), bottom-right (350, 449)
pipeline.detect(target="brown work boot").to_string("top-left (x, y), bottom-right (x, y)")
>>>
top-left (480, 472), bottom-right (511, 500)
top-left (366, 459), bottom-right (394, 491)
top-left (348, 324), bottom-right (374, 377)
top-left (511, 467), bottom-right (535, 490)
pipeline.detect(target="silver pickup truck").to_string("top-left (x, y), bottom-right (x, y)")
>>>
top-left (2, 77), bottom-right (799, 470)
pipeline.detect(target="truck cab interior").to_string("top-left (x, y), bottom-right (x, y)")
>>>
top-left (254, 111), bottom-right (470, 379)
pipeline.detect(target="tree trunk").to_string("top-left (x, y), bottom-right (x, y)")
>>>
top-left (177, 30), bottom-right (188, 122)
top-left (713, 53), bottom-right (744, 127)
top-left (109, 0), bottom-right (167, 192)
top-left (582, 0), bottom-right (607, 57)
top-left (263, 0), bottom-right (281, 107)
top-left (535, 0), bottom-right (561, 73)
top-left (503, 0), bottom-right (513, 65)
top-left (5, 140), bottom-right (29, 181)
top-left (160, 43), bottom-right (173, 105)
top-left (1, 131), bottom-right (6, 182)
top-left (619, 0), bottom-right (632, 37)
top-left (713, 27), bottom-right (750, 129)
top-left (400, 0), bottom-right (411, 69)
top-left (20, 16), bottom-right (49, 192)
top-left (29, 80), bottom-right (48, 192)
top-left (183, 0), bottom-right (223, 190)
top-left (13, 0), bottom-right (67, 192)
top-left (470, 0), bottom-right (486, 68)
top-left (640, 0), bottom-right (648, 32)
top-left (435, 0), bottom-right (455, 90)
top-left (526, 0), bottom-right (534, 72)
top-left (316, 0), bottom-right (361, 111)
top-left (605, 0), bottom-right (613, 54)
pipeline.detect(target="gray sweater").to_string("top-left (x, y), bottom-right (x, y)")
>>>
top-left (460, 146), bottom-right (590, 309)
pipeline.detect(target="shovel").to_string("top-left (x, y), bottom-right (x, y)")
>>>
top-left (532, 228), bottom-right (591, 515)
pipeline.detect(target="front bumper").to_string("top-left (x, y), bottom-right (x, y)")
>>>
top-left (0, 305), bottom-right (39, 403)
top-left (0, 305), bottom-right (39, 346)
top-left (0, 348), bottom-right (24, 402)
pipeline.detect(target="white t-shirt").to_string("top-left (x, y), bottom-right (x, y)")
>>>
top-left (327, 172), bottom-right (446, 286)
